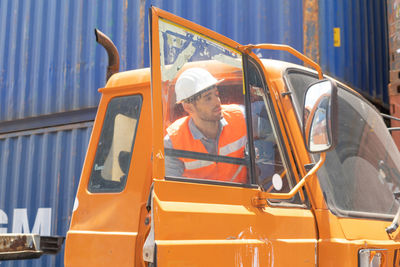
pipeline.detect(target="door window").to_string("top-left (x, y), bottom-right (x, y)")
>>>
top-left (157, 17), bottom-right (299, 197)
top-left (159, 18), bottom-right (249, 184)
top-left (246, 60), bottom-right (304, 204)
top-left (247, 60), bottom-right (300, 200)
top-left (88, 95), bottom-right (142, 193)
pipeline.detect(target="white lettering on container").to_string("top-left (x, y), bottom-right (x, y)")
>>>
top-left (11, 208), bottom-right (52, 235)
top-left (0, 209), bottom-right (7, 233)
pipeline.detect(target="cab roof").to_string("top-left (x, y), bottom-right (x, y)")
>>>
top-left (104, 59), bottom-right (311, 89)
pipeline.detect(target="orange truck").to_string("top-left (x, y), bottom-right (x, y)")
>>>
top-left (2, 7), bottom-right (400, 267)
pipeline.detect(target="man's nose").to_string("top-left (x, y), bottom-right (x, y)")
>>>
top-left (213, 95), bottom-right (221, 105)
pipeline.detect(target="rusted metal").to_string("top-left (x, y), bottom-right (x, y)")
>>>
top-left (0, 234), bottom-right (42, 261)
top-left (95, 29), bottom-right (120, 82)
top-left (303, 0), bottom-right (320, 64)
top-left (0, 234), bottom-right (64, 261)
top-left (387, 0), bottom-right (400, 151)
top-left (388, 0), bottom-right (400, 70)
top-left (389, 70), bottom-right (400, 151)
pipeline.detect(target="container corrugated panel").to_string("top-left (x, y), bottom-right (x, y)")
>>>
top-left (0, 0), bottom-right (145, 122)
top-left (0, 0), bottom-right (304, 122)
top-left (145, 0), bottom-right (304, 65)
top-left (0, 124), bottom-right (92, 266)
top-left (318, 0), bottom-right (389, 108)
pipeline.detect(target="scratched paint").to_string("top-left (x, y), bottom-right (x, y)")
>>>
top-left (236, 227), bottom-right (274, 266)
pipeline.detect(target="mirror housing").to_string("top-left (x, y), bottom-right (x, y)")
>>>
top-left (303, 79), bottom-right (338, 153)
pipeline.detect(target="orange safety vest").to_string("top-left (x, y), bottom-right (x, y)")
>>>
top-left (167, 104), bottom-right (247, 183)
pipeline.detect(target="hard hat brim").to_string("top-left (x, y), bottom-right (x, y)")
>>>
top-left (177, 78), bottom-right (224, 103)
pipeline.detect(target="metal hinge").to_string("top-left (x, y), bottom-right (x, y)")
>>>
top-left (143, 189), bottom-right (156, 263)
top-left (251, 192), bottom-right (267, 208)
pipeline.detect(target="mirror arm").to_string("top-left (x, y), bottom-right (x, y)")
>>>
top-left (253, 153), bottom-right (325, 206)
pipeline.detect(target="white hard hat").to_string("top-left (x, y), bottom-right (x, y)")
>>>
top-left (175, 68), bottom-right (223, 103)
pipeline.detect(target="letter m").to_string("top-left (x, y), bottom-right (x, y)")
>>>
top-left (12, 208), bottom-right (51, 235)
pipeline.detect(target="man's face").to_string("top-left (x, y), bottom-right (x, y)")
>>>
top-left (191, 87), bottom-right (222, 122)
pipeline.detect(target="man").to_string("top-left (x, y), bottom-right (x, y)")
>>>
top-left (164, 67), bottom-right (247, 183)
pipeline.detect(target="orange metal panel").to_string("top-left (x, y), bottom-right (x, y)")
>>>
top-left (65, 82), bottom-right (153, 266)
top-left (65, 231), bottom-right (137, 266)
top-left (153, 179), bottom-right (317, 266)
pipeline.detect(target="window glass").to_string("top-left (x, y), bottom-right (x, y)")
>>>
top-left (248, 62), bottom-right (299, 201)
top-left (159, 18), bottom-right (249, 184)
top-left (287, 71), bottom-right (400, 217)
top-left (318, 89), bottom-right (400, 216)
top-left (88, 95), bottom-right (142, 193)
top-left (285, 71), bottom-right (319, 124)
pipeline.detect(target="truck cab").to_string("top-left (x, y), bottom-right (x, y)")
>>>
top-left (64, 7), bottom-right (400, 266)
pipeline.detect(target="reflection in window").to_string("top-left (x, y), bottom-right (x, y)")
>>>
top-left (159, 18), bottom-right (248, 184)
top-left (88, 95), bottom-right (142, 193)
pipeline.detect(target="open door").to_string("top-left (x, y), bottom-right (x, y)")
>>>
top-left (147, 7), bottom-right (318, 266)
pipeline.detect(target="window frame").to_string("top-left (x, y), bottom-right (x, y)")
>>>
top-left (245, 59), bottom-right (309, 207)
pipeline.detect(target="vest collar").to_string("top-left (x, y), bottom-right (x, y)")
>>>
top-left (188, 117), bottom-right (228, 140)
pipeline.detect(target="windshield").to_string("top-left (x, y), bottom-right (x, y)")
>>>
top-left (286, 71), bottom-right (400, 218)
top-left (318, 88), bottom-right (400, 217)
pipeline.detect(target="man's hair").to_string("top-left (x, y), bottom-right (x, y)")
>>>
top-left (183, 93), bottom-right (202, 104)
top-left (182, 85), bottom-right (216, 104)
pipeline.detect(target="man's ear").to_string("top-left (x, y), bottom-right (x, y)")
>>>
top-left (182, 102), bottom-right (194, 114)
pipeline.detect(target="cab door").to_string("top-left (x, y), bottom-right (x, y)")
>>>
top-left (147, 7), bottom-right (318, 266)
top-left (65, 84), bottom-right (152, 267)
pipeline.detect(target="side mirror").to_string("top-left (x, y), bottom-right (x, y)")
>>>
top-left (303, 79), bottom-right (338, 153)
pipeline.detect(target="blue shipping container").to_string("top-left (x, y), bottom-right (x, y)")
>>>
top-left (318, 0), bottom-right (389, 108)
top-left (0, 123), bottom-right (92, 266)
top-left (0, 0), bottom-right (304, 122)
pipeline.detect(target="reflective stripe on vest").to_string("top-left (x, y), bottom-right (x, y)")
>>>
top-left (184, 159), bottom-right (214, 170)
top-left (219, 135), bottom-right (247, 156)
top-left (184, 135), bottom-right (247, 171)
